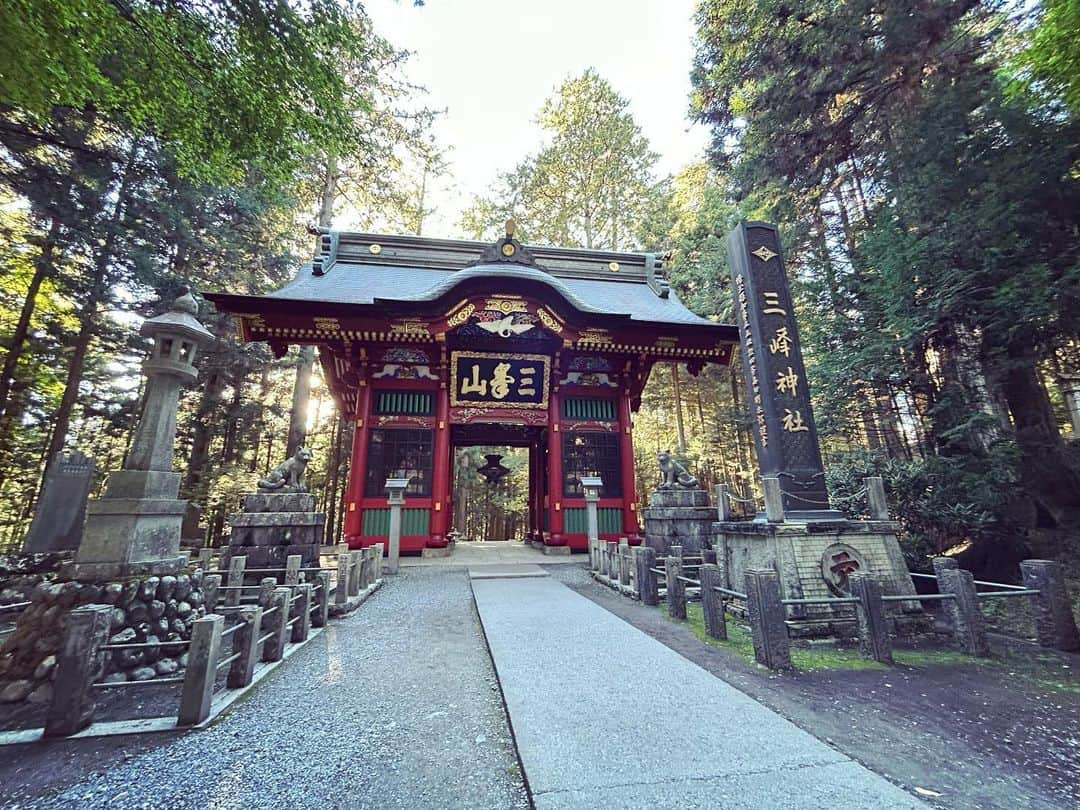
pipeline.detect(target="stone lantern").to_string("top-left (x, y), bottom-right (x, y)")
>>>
top-left (580, 476), bottom-right (603, 567)
top-left (384, 477), bottom-right (410, 575)
top-left (67, 288), bottom-right (213, 579)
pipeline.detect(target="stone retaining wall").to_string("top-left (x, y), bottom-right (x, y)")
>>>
top-left (0, 570), bottom-right (207, 705)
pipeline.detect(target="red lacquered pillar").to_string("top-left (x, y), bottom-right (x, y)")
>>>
top-left (342, 375), bottom-right (371, 547)
top-left (546, 387), bottom-right (565, 546)
top-left (428, 380), bottom-right (451, 548)
top-left (619, 388), bottom-right (640, 542)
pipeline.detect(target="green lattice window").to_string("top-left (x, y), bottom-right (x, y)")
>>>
top-left (361, 508), bottom-right (431, 536)
top-left (373, 390), bottom-right (434, 416)
top-left (564, 507), bottom-right (623, 534)
top-left (562, 397), bottom-right (616, 420)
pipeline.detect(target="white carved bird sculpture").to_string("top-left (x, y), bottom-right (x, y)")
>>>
top-left (477, 315), bottom-right (533, 338)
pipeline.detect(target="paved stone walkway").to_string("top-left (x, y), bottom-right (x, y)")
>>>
top-left (401, 540), bottom-right (580, 568)
top-left (472, 574), bottom-right (924, 809)
top-left (1, 569), bottom-right (528, 809)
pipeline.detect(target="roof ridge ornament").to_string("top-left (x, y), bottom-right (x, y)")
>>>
top-left (309, 226), bottom-right (340, 276)
top-left (468, 218), bottom-right (543, 269)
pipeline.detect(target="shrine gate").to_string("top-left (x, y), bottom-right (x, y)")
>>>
top-left (208, 224), bottom-right (737, 553)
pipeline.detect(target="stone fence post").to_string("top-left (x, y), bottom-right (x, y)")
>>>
top-left (745, 569), bottom-right (791, 669)
top-left (284, 554), bottom-right (301, 586)
top-left (605, 541), bottom-right (618, 580)
top-left (312, 570), bottom-right (331, 628)
top-left (177, 613), bottom-right (223, 726)
top-left (865, 477), bottom-right (889, 521)
top-left (849, 573), bottom-right (892, 664)
top-left (203, 573), bottom-right (221, 613)
top-left (665, 554), bottom-right (686, 620)
top-left (227, 606), bottom-right (262, 689)
top-left (932, 557), bottom-right (989, 657)
top-left (1020, 559), bottom-right (1080, 652)
top-left (635, 547), bottom-right (658, 605)
top-left (335, 552), bottom-right (350, 605)
top-left (225, 555), bottom-right (246, 607)
top-left (257, 576), bottom-right (277, 608)
top-left (714, 484), bottom-right (731, 522)
top-left (348, 550), bottom-right (363, 596)
top-left (291, 584), bottom-right (313, 643)
top-left (762, 477), bottom-right (784, 523)
top-left (262, 587), bottom-right (291, 663)
top-left (699, 563), bottom-right (727, 640)
top-left (44, 603), bottom-right (112, 737)
top-left (618, 540), bottom-right (631, 587)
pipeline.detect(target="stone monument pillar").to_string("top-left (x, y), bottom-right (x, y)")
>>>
top-left (66, 288), bottom-right (213, 579)
top-left (23, 450), bottom-right (95, 553)
top-left (715, 223), bottom-right (923, 635)
top-left (643, 451), bottom-right (715, 555)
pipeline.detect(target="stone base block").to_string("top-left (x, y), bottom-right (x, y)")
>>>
top-left (62, 555), bottom-right (187, 580)
top-left (714, 519), bottom-right (925, 636)
top-left (542, 544), bottom-right (572, 556)
top-left (101, 470), bottom-right (181, 500)
top-left (643, 502), bottom-right (716, 556)
top-left (73, 497), bottom-right (187, 580)
top-left (421, 546), bottom-right (453, 558)
top-left (242, 492), bottom-right (317, 513)
top-left (648, 489), bottom-right (710, 508)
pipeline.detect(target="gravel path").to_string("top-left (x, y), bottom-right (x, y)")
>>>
top-left (1, 568), bottom-right (529, 810)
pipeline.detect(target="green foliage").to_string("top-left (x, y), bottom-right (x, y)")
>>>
top-left (0, 0), bottom-right (372, 186)
top-left (826, 447), bottom-right (1021, 567)
top-left (460, 69), bottom-right (664, 250)
top-left (1014, 0), bottom-right (1080, 116)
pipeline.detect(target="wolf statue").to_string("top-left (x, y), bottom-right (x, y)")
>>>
top-left (257, 447), bottom-right (312, 492)
top-left (656, 450), bottom-right (699, 490)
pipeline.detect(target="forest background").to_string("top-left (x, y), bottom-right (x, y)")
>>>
top-left (0, 0), bottom-right (1077, 579)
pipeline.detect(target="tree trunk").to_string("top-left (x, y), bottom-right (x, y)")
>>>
top-left (183, 355), bottom-right (226, 494)
top-left (671, 363), bottom-right (687, 454)
top-left (999, 360), bottom-right (1080, 517)
top-left (44, 141), bottom-right (140, 472)
top-left (0, 218), bottom-right (61, 425)
top-left (286, 347), bottom-right (315, 457)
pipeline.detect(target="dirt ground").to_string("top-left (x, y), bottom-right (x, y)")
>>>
top-left (556, 569), bottom-right (1080, 810)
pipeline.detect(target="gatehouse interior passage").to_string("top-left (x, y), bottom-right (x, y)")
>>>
top-left (207, 223), bottom-right (738, 554)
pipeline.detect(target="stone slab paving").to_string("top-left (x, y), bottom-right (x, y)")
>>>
top-left (468, 563), bottom-right (548, 579)
top-left (1, 568), bottom-right (528, 810)
top-left (472, 576), bottom-right (924, 810)
top-left (401, 540), bottom-right (581, 568)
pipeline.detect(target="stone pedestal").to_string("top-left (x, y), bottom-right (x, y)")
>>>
top-left (714, 518), bottom-right (926, 636)
top-left (64, 469), bottom-right (188, 579)
top-left (642, 489), bottom-right (715, 556)
top-left (224, 492), bottom-right (324, 569)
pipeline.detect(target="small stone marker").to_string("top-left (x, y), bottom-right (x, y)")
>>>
top-left (23, 450), bottom-right (95, 553)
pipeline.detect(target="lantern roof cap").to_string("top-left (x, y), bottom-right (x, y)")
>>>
top-left (140, 286), bottom-right (214, 347)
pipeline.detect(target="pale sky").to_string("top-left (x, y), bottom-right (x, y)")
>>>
top-left (361, 0), bottom-right (709, 238)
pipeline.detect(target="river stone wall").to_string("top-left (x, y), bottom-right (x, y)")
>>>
top-left (0, 570), bottom-right (207, 705)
